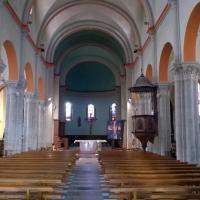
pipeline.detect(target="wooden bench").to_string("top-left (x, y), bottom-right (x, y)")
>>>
top-left (0, 150), bottom-right (76, 199)
top-left (99, 149), bottom-right (200, 200)
top-left (109, 186), bottom-right (200, 200)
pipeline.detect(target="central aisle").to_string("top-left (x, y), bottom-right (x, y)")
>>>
top-left (64, 155), bottom-right (111, 200)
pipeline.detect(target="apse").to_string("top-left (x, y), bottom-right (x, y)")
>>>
top-left (59, 61), bottom-right (120, 142)
top-left (53, 29), bottom-right (125, 143)
top-left (65, 62), bottom-right (115, 92)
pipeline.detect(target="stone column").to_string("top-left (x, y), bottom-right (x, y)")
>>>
top-left (23, 92), bottom-right (32, 151)
top-left (4, 81), bottom-right (25, 155)
top-left (115, 86), bottom-right (121, 119)
top-left (38, 101), bottom-right (45, 148)
top-left (53, 75), bottom-right (61, 148)
top-left (153, 83), bottom-right (171, 156)
top-left (173, 62), bottom-right (200, 164)
top-left (120, 75), bottom-right (127, 148)
top-left (23, 93), bottom-right (39, 151)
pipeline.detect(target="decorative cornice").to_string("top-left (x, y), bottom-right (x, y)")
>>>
top-left (120, 74), bottom-right (126, 81)
top-left (3, 1), bottom-right (30, 32)
top-left (147, 3), bottom-right (171, 34)
top-left (125, 57), bottom-right (139, 69)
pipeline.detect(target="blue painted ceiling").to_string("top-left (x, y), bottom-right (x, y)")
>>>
top-left (65, 62), bottom-right (115, 92)
top-left (54, 30), bottom-right (126, 90)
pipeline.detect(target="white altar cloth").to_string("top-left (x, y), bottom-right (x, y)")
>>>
top-left (74, 140), bottom-right (107, 153)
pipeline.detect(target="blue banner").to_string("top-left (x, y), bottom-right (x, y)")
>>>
top-left (107, 120), bottom-right (125, 140)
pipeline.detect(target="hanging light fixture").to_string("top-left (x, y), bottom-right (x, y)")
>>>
top-left (129, 74), bottom-right (157, 151)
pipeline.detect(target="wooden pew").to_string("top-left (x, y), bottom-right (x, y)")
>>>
top-left (99, 149), bottom-right (200, 200)
top-left (0, 150), bottom-right (76, 199)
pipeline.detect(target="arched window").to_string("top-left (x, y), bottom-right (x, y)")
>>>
top-left (87, 104), bottom-right (95, 120)
top-left (29, 6), bottom-right (33, 16)
top-left (110, 103), bottom-right (117, 120)
top-left (65, 102), bottom-right (72, 121)
top-left (27, 4), bottom-right (34, 28)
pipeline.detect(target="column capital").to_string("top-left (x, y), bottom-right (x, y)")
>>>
top-left (172, 62), bottom-right (200, 80)
top-left (38, 100), bottom-right (46, 111)
top-left (157, 82), bottom-right (170, 99)
top-left (168, 0), bottom-right (177, 8)
top-left (120, 74), bottom-right (126, 82)
top-left (182, 62), bottom-right (200, 80)
top-left (24, 92), bottom-right (34, 99)
top-left (16, 78), bottom-right (27, 90)
top-left (5, 80), bottom-right (26, 96)
top-left (158, 82), bottom-right (171, 89)
top-left (4, 80), bottom-right (18, 88)
top-left (38, 100), bottom-right (45, 105)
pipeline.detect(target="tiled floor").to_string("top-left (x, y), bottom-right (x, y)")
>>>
top-left (63, 154), bottom-right (113, 200)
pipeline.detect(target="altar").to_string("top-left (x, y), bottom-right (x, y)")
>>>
top-left (74, 140), bottom-right (107, 153)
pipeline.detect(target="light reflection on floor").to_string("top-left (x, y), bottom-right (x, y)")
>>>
top-left (64, 154), bottom-right (110, 200)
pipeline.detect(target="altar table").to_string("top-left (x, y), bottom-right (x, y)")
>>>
top-left (74, 140), bottom-right (107, 153)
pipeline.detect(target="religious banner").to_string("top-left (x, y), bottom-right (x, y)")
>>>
top-left (107, 120), bottom-right (125, 140)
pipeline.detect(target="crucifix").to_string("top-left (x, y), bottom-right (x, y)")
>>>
top-left (88, 113), bottom-right (97, 135)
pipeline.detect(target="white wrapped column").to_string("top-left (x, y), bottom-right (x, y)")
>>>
top-left (173, 62), bottom-right (200, 164)
top-left (153, 83), bottom-right (171, 155)
top-left (23, 93), bottom-right (39, 151)
top-left (23, 92), bottom-right (31, 151)
top-left (121, 76), bottom-right (127, 148)
top-left (4, 81), bottom-right (24, 155)
top-left (38, 101), bottom-right (45, 148)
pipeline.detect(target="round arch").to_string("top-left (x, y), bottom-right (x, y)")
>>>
top-left (24, 63), bottom-right (34, 92)
top-left (60, 56), bottom-right (120, 86)
top-left (3, 40), bottom-right (19, 80)
top-left (46, 21), bottom-right (133, 64)
top-left (145, 64), bottom-right (153, 81)
top-left (59, 56), bottom-right (123, 85)
top-left (159, 42), bottom-right (173, 82)
top-left (38, 77), bottom-right (44, 101)
top-left (184, 2), bottom-right (200, 61)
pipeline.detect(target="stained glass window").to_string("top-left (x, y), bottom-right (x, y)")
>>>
top-left (87, 104), bottom-right (95, 120)
top-left (110, 103), bottom-right (117, 120)
top-left (65, 102), bottom-right (72, 121)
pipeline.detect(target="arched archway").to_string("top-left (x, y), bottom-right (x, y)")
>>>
top-left (24, 63), bottom-right (34, 92)
top-left (3, 40), bottom-right (18, 80)
top-left (159, 42), bottom-right (173, 82)
top-left (145, 64), bottom-right (153, 81)
top-left (184, 3), bottom-right (200, 61)
top-left (38, 77), bottom-right (44, 100)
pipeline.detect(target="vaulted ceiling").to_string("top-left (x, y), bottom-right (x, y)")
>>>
top-left (11, 0), bottom-right (155, 89)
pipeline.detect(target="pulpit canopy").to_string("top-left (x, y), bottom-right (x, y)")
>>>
top-left (129, 74), bottom-right (157, 151)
